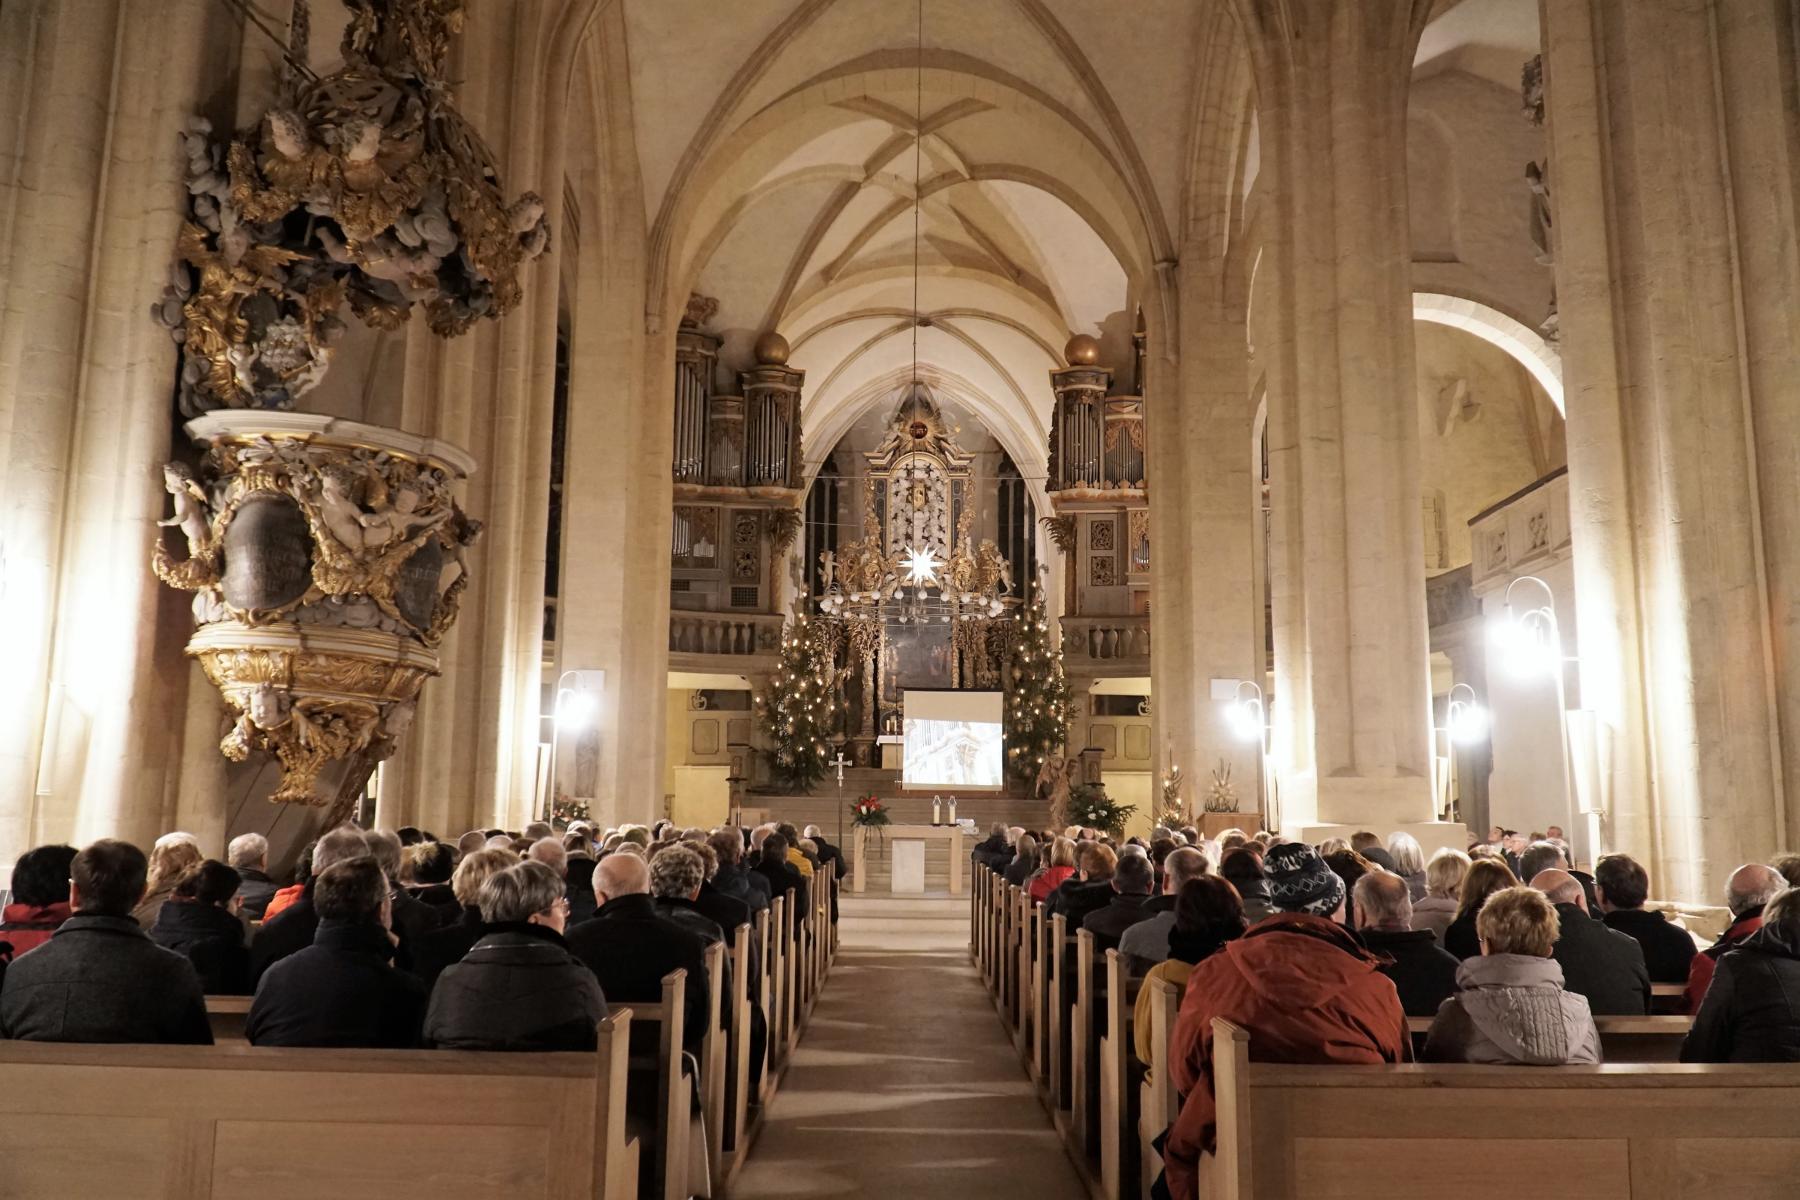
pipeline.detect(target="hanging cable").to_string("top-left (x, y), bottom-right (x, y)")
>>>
top-left (911, 0), bottom-right (924, 384)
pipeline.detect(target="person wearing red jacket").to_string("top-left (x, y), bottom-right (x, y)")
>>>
top-left (1685, 863), bottom-right (1785, 1013)
top-left (1164, 843), bottom-right (1408, 1200)
top-left (0, 844), bottom-right (79, 961)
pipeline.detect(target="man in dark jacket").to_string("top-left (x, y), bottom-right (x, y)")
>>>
top-left (804, 825), bottom-right (848, 880)
top-left (1686, 862), bottom-right (1784, 1013)
top-left (1594, 852), bottom-right (1696, 984)
top-left (971, 825), bottom-right (1012, 873)
top-left (249, 824), bottom-right (376, 985)
top-left (709, 829), bottom-right (770, 913)
top-left (1047, 842), bottom-right (1118, 931)
top-left (751, 833), bottom-right (807, 921)
top-left (567, 852), bottom-right (709, 1055)
top-left (1080, 852), bottom-right (1155, 953)
top-left (246, 856), bottom-right (427, 1048)
top-left (424, 861), bottom-right (605, 1052)
top-left (1530, 868), bottom-right (1650, 1015)
top-left (0, 839), bottom-right (212, 1044)
top-left (1353, 870), bottom-right (1459, 1017)
top-left (1682, 886), bottom-right (1800, 1063)
top-left (227, 832), bottom-right (279, 920)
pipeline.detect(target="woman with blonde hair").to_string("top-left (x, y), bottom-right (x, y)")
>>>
top-left (1443, 857), bottom-right (1519, 960)
top-left (408, 846), bottom-right (519, 988)
top-left (1413, 848), bottom-right (1471, 945)
top-left (1386, 832), bottom-right (1429, 901)
top-left (1029, 837), bottom-right (1078, 904)
top-left (132, 835), bottom-right (203, 927)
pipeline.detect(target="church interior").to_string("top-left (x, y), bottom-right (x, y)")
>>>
top-left (3, 0), bottom-right (1800, 1196)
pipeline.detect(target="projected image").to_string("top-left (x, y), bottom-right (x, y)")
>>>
top-left (903, 718), bottom-right (1003, 788)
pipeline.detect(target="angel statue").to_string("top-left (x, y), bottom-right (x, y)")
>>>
top-left (158, 462), bottom-right (212, 559)
top-left (818, 548), bottom-right (836, 592)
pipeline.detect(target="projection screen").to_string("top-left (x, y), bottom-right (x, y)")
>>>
top-left (902, 690), bottom-right (1004, 790)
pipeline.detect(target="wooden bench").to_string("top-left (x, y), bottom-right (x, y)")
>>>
top-left (1405, 1013), bottom-right (1694, 1062)
top-left (0, 1015), bottom-right (637, 1200)
top-left (1209, 1016), bottom-right (1800, 1199)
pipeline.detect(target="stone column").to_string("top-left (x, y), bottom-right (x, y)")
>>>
top-left (1232, 0), bottom-right (1440, 836)
top-left (1541, 0), bottom-right (1799, 897)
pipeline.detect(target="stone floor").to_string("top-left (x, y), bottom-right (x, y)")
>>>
top-left (729, 895), bottom-right (1088, 1199)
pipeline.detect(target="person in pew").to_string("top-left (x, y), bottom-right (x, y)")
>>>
top-left (708, 829), bottom-right (770, 914)
top-left (1683, 885), bottom-right (1800, 1062)
top-left (409, 847), bottom-right (520, 989)
top-left (1774, 854), bottom-right (1800, 891)
top-left (1411, 848), bottom-right (1469, 946)
top-left (1133, 877), bottom-right (1245, 1068)
top-left (1081, 851), bottom-right (1156, 953)
top-left (1120, 847), bottom-right (1210, 974)
top-left (424, 860), bottom-right (607, 1052)
top-left (1349, 830), bottom-right (1399, 875)
top-left (1, 839), bottom-right (212, 1044)
top-left (132, 834), bottom-right (202, 928)
top-left (404, 841), bottom-right (462, 922)
top-left (1521, 839), bottom-right (1600, 911)
top-left (1003, 833), bottom-right (1040, 889)
top-left (1386, 833), bottom-right (1429, 902)
top-left (803, 824), bottom-right (848, 883)
top-left (261, 842), bottom-right (311, 923)
top-left (1529, 868), bottom-right (1651, 1015)
top-left (1217, 848), bottom-right (1274, 925)
top-left (972, 823), bottom-right (1013, 873)
top-left (775, 823), bottom-right (817, 879)
top-left (247, 856), bottom-right (427, 1049)
top-left (752, 833), bottom-right (809, 928)
top-left (1028, 837), bottom-right (1078, 904)
top-left (1593, 853), bottom-right (1695, 985)
top-left (1165, 843), bottom-right (1408, 1200)
top-left (1322, 847), bottom-right (1376, 928)
top-left (1046, 842), bottom-right (1118, 929)
top-left (0, 843), bottom-right (78, 961)
top-left (567, 851), bottom-right (710, 1057)
top-left (1423, 885), bottom-right (1599, 1065)
top-left (1353, 870), bottom-right (1459, 1017)
top-left (1443, 858), bottom-right (1519, 960)
top-left (250, 825), bottom-right (379, 986)
top-left (1685, 862), bottom-right (1785, 1014)
top-left (150, 859), bottom-right (251, 995)
top-left (363, 829), bottom-right (441, 948)
top-left (648, 844), bottom-right (730, 951)
top-left (227, 833), bottom-right (278, 921)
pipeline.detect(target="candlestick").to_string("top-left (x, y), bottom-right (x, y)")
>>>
top-left (932, 796), bottom-right (941, 825)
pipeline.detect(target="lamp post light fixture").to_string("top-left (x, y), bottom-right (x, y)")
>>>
top-left (1488, 574), bottom-right (1590, 855)
top-left (1225, 679), bottom-right (1278, 834)
top-left (544, 668), bottom-right (605, 822)
top-left (1432, 682), bottom-right (1487, 823)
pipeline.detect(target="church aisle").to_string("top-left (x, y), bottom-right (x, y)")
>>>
top-left (729, 897), bottom-right (1088, 1199)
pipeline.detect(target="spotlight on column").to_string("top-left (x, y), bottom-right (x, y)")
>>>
top-left (1447, 696), bottom-right (1488, 745)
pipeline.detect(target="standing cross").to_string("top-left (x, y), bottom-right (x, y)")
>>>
top-left (830, 750), bottom-right (850, 787)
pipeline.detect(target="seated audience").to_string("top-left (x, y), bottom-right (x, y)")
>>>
top-left (564, 839), bottom-right (600, 924)
top-left (1411, 848), bottom-right (1469, 945)
top-left (649, 844), bottom-right (729, 948)
top-left (363, 828), bottom-right (439, 946)
top-left (1354, 870), bottom-right (1459, 1017)
top-left (404, 841), bottom-right (461, 919)
top-left (972, 823), bottom-right (1013, 872)
top-left (1773, 853), bottom-right (1800, 891)
top-left (1386, 832), bottom-right (1428, 901)
top-left (1530, 868), bottom-right (1650, 1015)
top-left (409, 847), bottom-right (519, 989)
top-left (804, 823), bottom-right (847, 885)
top-left (132, 834), bottom-right (201, 927)
top-left (522, 821), bottom-right (554, 843)
top-left (456, 830), bottom-right (488, 856)
top-left (1028, 837), bottom-right (1078, 903)
top-left (250, 825), bottom-right (372, 985)
top-left (1322, 847), bottom-right (1375, 927)
top-left (1593, 852), bottom-right (1695, 984)
top-left (1349, 830), bottom-right (1399, 874)
top-left (1423, 885), bottom-right (1599, 1065)
top-left (1081, 852), bottom-right (1155, 952)
top-left (227, 832), bottom-right (278, 920)
top-left (775, 823), bottom-right (816, 878)
top-left (150, 859), bottom-right (251, 994)
top-left (1165, 843), bottom-right (1406, 1200)
top-left (1133, 877), bottom-right (1245, 1067)
top-left (566, 851), bottom-right (709, 1054)
top-left (752, 833), bottom-right (807, 909)
top-left (709, 829), bottom-right (770, 913)
top-left (1047, 843), bottom-right (1118, 929)
top-left (246, 856), bottom-right (427, 1048)
top-left (424, 860), bottom-right (606, 1051)
top-left (1443, 858), bottom-right (1519, 960)
top-left (1686, 862), bottom-right (1785, 1012)
top-left (0, 839), bottom-right (211, 1044)
top-left (261, 842), bottom-right (311, 922)
top-left (1119, 847), bottom-right (1209, 973)
top-left (1683, 884), bottom-right (1800, 1062)
top-left (0, 843), bottom-right (78, 961)
top-left (1521, 838), bottom-right (1599, 910)
top-left (684, 842), bottom-right (753, 946)
top-left (1218, 848), bottom-right (1274, 924)
top-left (1004, 834), bottom-right (1040, 888)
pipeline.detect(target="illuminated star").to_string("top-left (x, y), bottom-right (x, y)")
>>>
top-left (901, 544), bottom-right (941, 587)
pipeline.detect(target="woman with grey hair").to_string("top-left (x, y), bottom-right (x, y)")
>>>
top-left (423, 860), bottom-right (606, 1052)
top-left (1386, 832), bottom-right (1429, 902)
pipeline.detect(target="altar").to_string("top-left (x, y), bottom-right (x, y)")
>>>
top-left (852, 824), bottom-right (968, 895)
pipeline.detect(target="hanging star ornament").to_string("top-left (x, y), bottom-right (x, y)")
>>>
top-left (901, 543), bottom-right (941, 587)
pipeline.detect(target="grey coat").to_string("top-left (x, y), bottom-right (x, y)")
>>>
top-left (0, 914), bottom-right (212, 1044)
top-left (424, 925), bottom-right (607, 1052)
top-left (1410, 895), bottom-right (1459, 945)
top-left (1423, 953), bottom-right (1600, 1065)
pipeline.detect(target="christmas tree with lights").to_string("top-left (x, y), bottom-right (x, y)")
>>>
top-left (1005, 577), bottom-right (1072, 783)
top-left (755, 616), bottom-right (842, 791)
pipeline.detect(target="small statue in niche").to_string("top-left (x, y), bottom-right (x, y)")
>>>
top-left (313, 466), bottom-right (374, 554)
top-left (158, 462), bottom-right (213, 559)
top-left (819, 548), bottom-right (836, 592)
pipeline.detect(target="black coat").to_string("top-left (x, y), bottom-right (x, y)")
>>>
top-left (0, 915), bottom-right (212, 1044)
top-left (1080, 892), bottom-right (1152, 953)
top-left (150, 900), bottom-right (251, 995)
top-left (407, 882), bottom-right (462, 924)
top-left (246, 919), bottom-right (427, 1048)
top-left (249, 889), bottom-right (319, 985)
top-left (566, 893), bottom-right (709, 1054)
top-left (694, 882), bottom-right (752, 940)
top-left (812, 836), bottom-right (848, 880)
top-left (566, 857), bottom-right (599, 925)
top-left (1003, 855), bottom-right (1038, 888)
top-left (1552, 902), bottom-right (1651, 1015)
top-left (409, 906), bottom-right (487, 990)
top-left (235, 869), bottom-right (279, 921)
top-left (714, 863), bottom-right (770, 913)
top-left (1603, 907), bottom-right (1697, 985)
top-left (971, 834), bottom-right (1012, 873)
top-left (1051, 878), bottom-right (1116, 932)
top-left (423, 923), bottom-right (607, 1052)
top-left (1360, 927), bottom-right (1461, 1017)
top-left (1682, 927), bottom-right (1800, 1063)
top-left (389, 885), bottom-right (441, 947)
top-left (752, 859), bottom-right (808, 935)
top-left (1443, 908), bottom-right (1483, 961)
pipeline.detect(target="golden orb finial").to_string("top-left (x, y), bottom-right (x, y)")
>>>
top-left (753, 330), bottom-right (791, 366)
top-left (1064, 333), bottom-right (1101, 366)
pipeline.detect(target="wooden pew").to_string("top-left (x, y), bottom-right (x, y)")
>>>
top-left (1138, 973), bottom-right (1182, 1200)
top-left (205, 995), bottom-right (252, 1043)
top-left (1071, 929), bottom-right (1102, 1159)
top-left (1015, 886), bottom-right (1034, 1058)
top-left (724, 920), bottom-right (754, 1162)
top-left (1049, 913), bottom-right (1071, 1112)
top-left (0, 1015), bottom-right (638, 1200)
top-left (1404, 1013), bottom-right (1694, 1062)
top-left (622, 969), bottom-right (692, 1200)
top-left (753, 906), bottom-right (773, 1098)
top-left (782, 889), bottom-right (800, 1057)
top-left (698, 941), bottom-right (727, 1195)
top-left (767, 894), bottom-right (789, 1071)
top-left (1031, 899), bottom-right (1052, 1083)
top-left (1651, 980), bottom-right (1685, 1013)
top-left (1098, 948), bottom-right (1144, 1200)
top-left (1208, 1016), bottom-right (1800, 1200)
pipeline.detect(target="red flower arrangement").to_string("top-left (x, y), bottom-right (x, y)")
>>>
top-left (850, 795), bottom-right (890, 827)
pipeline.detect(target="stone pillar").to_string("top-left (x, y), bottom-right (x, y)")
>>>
top-left (1541, 0), bottom-right (1798, 897)
top-left (1232, 0), bottom-right (1439, 834)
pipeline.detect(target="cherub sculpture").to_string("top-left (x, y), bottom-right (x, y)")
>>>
top-left (158, 462), bottom-right (212, 559)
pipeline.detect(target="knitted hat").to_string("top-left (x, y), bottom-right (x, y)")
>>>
top-left (1264, 842), bottom-right (1346, 917)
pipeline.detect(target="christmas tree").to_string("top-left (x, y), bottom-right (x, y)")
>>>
top-left (754, 616), bottom-right (841, 791)
top-left (1005, 578), bottom-right (1072, 782)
